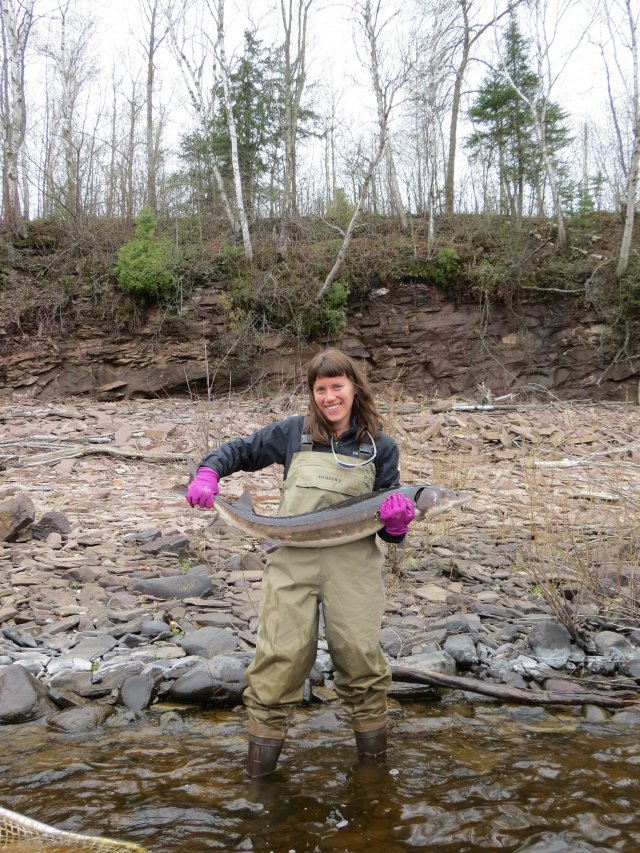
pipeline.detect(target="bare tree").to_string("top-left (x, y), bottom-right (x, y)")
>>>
top-left (496, 1), bottom-right (592, 251)
top-left (443, 0), bottom-right (514, 216)
top-left (318, 0), bottom-right (412, 298)
top-left (38, 0), bottom-right (96, 220)
top-left (165, 0), bottom-right (238, 233)
top-left (280, 0), bottom-right (313, 217)
top-left (599, 0), bottom-right (640, 279)
top-left (206, 0), bottom-right (253, 260)
top-left (139, 0), bottom-right (168, 213)
top-left (0, 0), bottom-right (35, 236)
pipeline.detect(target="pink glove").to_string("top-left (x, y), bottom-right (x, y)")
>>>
top-left (379, 492), bottom-right (416, 536)
top-left (185, 467), bottom-right (219, 509)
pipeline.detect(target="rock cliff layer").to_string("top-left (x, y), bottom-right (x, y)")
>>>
top-left (1, 282), bottom-right (638, 401)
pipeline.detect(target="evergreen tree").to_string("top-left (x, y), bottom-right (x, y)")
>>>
top-left (180, 32), bottom-right (282, 216)
top-left (466, 16), bottom-right (571, 218)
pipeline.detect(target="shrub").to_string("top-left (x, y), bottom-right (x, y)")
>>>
top-left (114, 209), bottom-right (179, 298)
top-left (320, 281), bottom-right (349, 335)
top-left (431, 247), bottom-right (460, 287)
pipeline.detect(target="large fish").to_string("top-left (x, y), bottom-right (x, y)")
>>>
top-left (183, 482), bottom-right (470, 550)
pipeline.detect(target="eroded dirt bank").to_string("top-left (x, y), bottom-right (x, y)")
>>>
top-left (2, 284), bottom-right (639, 403)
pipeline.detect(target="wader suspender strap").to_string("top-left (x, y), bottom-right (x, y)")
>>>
top-left (300, 417), bottom-right (374, 459)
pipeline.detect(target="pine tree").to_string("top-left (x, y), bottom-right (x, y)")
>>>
top-left (466, 16), bottom-right (570, 219)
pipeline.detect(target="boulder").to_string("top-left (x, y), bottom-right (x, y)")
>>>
top-left (0, 495), bottom-right (35, 542)
top-left (0, 664), bottom-right (57, 723)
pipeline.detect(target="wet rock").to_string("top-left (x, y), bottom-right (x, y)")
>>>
top-left (119, 674), bottom-right (156, 712)
top-left (611, 709), bottom-right (640, 727)
top-left (527, 620), bottom-right (572, 669)
top-left (402, 649), bottom-right (457, 675)
top-left (0, 664), bottom-right (57, 723)
top-left (593, 630), bottom-right (637, 662)
top-left (177, 626), bottom-right (239, 658)
top-left (166, 655), bottom-right (248, 706)
top-left (47, 704), bottom-right (116, 732)
top-left (132, 565), bottom-right (213, 600)
top-left (31, 511), bottom-right (72, 541)
top-left (0, 495), bottom-right (35, 542)
top-left (443, 635), bottom-right (479, 670)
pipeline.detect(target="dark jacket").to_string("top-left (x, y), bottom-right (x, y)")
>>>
top-left (201, 414), bottom-right (405, 543)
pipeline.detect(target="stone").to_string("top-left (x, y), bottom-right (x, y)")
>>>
top-left (71, 635), bottom-right (118, 661)
top-left (0, 495), bottom-right (35, 542)
top-left (0, 664), bottom-right (57, 723)
top-left (403, 649), bottom-right (457, 675)
top-left (413, 584), bottom-right (448, 603)
top-left (177, 626), bottom-right (238, 658)
top-left (593, 630), bottom-right (636, 662)
top-left (132, 565), bottom-right (213, 600)
top-left (443, 635), bottom-right (479, 670)
top-left (0, 607), bottom-right (19, 624)
top-left (138, 535), bottom-right (190, 556)
top-left (167, 655), bottom-right (248, 706)
top-left (527, 620), bottom-right (573, 669)
top-left (46, 704), bottom-right (115, 732)
top-left (31, 511), bottom-right (72, 540)
top-left (119, 674), bottom-right (156, 713)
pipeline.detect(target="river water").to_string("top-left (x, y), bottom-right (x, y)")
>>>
top-left (1, 696), bottom-right (639, 853)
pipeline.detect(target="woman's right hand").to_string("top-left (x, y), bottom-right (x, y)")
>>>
top-left (185, 467), bottom-right (219, 509)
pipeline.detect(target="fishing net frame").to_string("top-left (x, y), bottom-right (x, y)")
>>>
top-left (0, 806), bottom-right (146, 852)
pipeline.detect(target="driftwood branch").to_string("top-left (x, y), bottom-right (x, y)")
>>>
top-left (19, 445), bottom-right (190, 467)
top-left (391, 666), bottom-right (638, 709)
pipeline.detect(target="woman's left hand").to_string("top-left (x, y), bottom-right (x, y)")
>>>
top-left (379, 492), bottom-right (416, 536)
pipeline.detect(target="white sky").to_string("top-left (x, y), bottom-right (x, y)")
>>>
top-left (23, 0), bottom-right (631, 207)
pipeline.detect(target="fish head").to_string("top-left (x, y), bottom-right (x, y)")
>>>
top-left (412, 485), bottom-right (471, 519)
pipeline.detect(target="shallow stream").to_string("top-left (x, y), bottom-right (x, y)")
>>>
top-left (1, 697), bottom-right (639, 852)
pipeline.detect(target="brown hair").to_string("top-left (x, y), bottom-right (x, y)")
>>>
top-left (305, 349), bottom-right (383, 443)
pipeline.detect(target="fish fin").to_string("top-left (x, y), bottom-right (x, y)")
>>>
top-left (171, 484), bottom-right (187, 496)
top-left (185, 455), bottom-right (199, 478)
top-left (233, 490), bottom-right (255, 511)
top-left (263, 539), bottom-right (281, 553)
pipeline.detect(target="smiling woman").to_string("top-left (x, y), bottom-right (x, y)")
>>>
top-left (312, 374), bottom-right (356, 437)
top-left (185, 348), bottom-right (416, 777)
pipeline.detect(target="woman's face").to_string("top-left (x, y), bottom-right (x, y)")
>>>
top-left (312, 373), bottom-right (356, 437)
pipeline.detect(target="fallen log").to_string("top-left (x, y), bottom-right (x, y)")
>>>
top-left (18, 445), bottom-right (190, 467)
top-left (390, 665), bottom-right (639, 709)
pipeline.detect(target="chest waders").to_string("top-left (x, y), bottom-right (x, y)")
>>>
top-left (243, 448), bottom-right (392, 774)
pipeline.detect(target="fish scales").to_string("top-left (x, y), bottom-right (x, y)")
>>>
top-left (211, 484), bottom-right (470, 550)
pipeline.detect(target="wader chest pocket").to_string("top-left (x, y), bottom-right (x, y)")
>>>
top-left (293, 461), bottom-right (368, 501)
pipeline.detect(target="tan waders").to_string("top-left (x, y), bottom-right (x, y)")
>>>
top-left (243, 450), bottom-right (391, 778)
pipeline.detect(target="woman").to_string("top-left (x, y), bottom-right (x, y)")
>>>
top-left (186, 349), bottom-right (415, 778)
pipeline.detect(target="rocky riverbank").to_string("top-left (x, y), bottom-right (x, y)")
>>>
top-left (1, 394), bottom-right (640, 731)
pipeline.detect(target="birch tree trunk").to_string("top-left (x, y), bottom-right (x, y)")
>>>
top-left (615, 0), bottom-right (639, 279)
top-left (211, 0), bottom-right (252, 261)
top-left (319, 0), bottom-right (410, 298)
top-left (444, 0), bottom-right (513, 216)
top-left (166, 1), bottom-right (237, 234)
top-left (496, 0), bottom-right (590, 251)
top-left (280, 0), bottom-right (313, 217)
top-left (143, 0), bottom-right (160, 212)
top-left (0, 0), bottom-right (34, 237)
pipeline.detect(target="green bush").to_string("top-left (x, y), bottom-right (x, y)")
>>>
top-left (114, 209), bottom-right (179, 298)
top-left (320, 281), bottom-right (349, 334)
top-left (431, 247), bottom-right (460, 287)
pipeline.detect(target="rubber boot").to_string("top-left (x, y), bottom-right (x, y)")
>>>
top-left (247, 736), bottom-right (284, 779)
top-left (354, 726), bottom-right (387, 760)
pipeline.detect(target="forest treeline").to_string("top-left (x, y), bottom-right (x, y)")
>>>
top-left (0, 1), bottom-right (639, 350)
